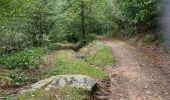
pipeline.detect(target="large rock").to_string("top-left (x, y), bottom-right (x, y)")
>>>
top-left (21, 76), bottom-right (57, 93)
top-left (21, 75), bottom-right (96, 93)
top-left (45, 75), bottom-right (96, 91)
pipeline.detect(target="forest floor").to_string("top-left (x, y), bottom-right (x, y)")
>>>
top-left (97, 36), bottom-right (170, 100)
top-left (1, 36), bottom-right (170, 100)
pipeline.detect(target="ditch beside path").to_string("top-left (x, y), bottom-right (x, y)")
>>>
top-left (98, 36), bottom-right (170, 100)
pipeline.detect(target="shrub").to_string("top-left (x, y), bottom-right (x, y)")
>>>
top-left (0, 70), bottom-right (29, 87)
top-left (155, 33), bottom-right (165, 44)
top-left (86, 33), bottom-right (97, 43)
top-left (1, 91), bottom-right (15, 100)
top-left (142, 34), bottom-right (156, 43)
top-left (10, 71), bottom-right (29, 86)
top-left (0, 48), bottom-right (45, 69)
top-left (142, 33), bottom-right (165, 44)
top-left (73, 34), bottom-right (97, 49)
top-left (46, 43), bottom-right (62, 50)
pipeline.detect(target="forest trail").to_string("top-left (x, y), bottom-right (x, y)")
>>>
top-left (98, 36), bottom-right (170, 100)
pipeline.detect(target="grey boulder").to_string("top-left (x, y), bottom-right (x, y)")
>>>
top-left (45, 75), bottom-right (96, 91)
top-left (21, 75), bottom-right (96, 93)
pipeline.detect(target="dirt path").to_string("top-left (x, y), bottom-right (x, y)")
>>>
top-left (98, 36), bottom-right (170, 100)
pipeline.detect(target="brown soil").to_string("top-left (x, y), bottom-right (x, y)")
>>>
top-left (96, 36), bottom-right (170, 100)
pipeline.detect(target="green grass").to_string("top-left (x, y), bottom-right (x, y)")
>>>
top-left (50, 50), bottom-right (108, 80)
top-left (79, 41), bottom-right (116, 67)
top-left (57, 87), bottom-right (89, 100)
top-left (15, 40), bottom-right (115, 100)
top-left (16, 87), bottom-right (89, 100)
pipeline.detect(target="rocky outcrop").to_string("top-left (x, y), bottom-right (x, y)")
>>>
top-left (21, 75), bottom-right (96, 93)
top-left (45, 75), bottom-right (96, 91)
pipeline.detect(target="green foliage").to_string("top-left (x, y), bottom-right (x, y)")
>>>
top-left (86, 34), bottom-right (97, 43)
top-left (50, 50), bottom-right (108, 80)
top-left (79, 41), bottom-right (116, 67)
top-left (27, 0), bottom-right (52, 47)
top-left (0, 48), bottom-right (45, 69)
top-left (10, 71), bottom-right (29, 86)
top-left (142, 34), bottom-right (157, 43)
top-left (0, 70), bottom-right (13, 87)
top-left (142, 33), bottom-right (165, 44)
top-left (0, 0), bottom-right (162, 54)
top-left (0, 70), bottom-right (28, 87)
top-left (0, 0), bottom-right (55, 55)
top-left (75, 34), bottom-right (97, 49)
top-left (16, 87), bottom-right (89, 100)
top-left (0, 0), bottom-right (104, 55)
top-left (57, 87), bottom-right (89, 100)
top-left (46, 43), bottom-right (62, 50)
top-left (16, 89), bottom-right (58, 100)
top-left (0, 69), bottom-right (47, 87)
top-left (1, 91), bottom-right (15, 100)
top-left (0, 0), bottom-right (36, 54)
top-left (48, 0), bottom-right (109, 43)
top-left (114, 0), bottom-right (160, 24)
top-left (156, 33), bottom-right (165, 44)
top-left (109, 0), bottom-right (161, 35)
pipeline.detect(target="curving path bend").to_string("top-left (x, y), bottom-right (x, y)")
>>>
top-left (98, 36), bottom-right (170, 100)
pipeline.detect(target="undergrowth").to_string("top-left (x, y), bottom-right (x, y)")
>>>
top-left (50, 50), bottom-right (108, 80)
top-left (0, 48), bottom-right (45, 69)
top-left (79, 41), bottom-right (116, 67)
top-left (16, 87), bottom-right (89, 100)
top-left (1, 40), bottom-right (115, 99)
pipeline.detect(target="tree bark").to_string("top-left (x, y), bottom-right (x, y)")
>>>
top-left (81, 1), bottom-right (85, 43)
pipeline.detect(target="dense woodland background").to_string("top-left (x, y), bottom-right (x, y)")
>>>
top-left (1, 0), bottom-right (162, 55)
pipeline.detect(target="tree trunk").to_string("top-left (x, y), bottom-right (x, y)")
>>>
top-left (81, 1), bottom-right (85, 43)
